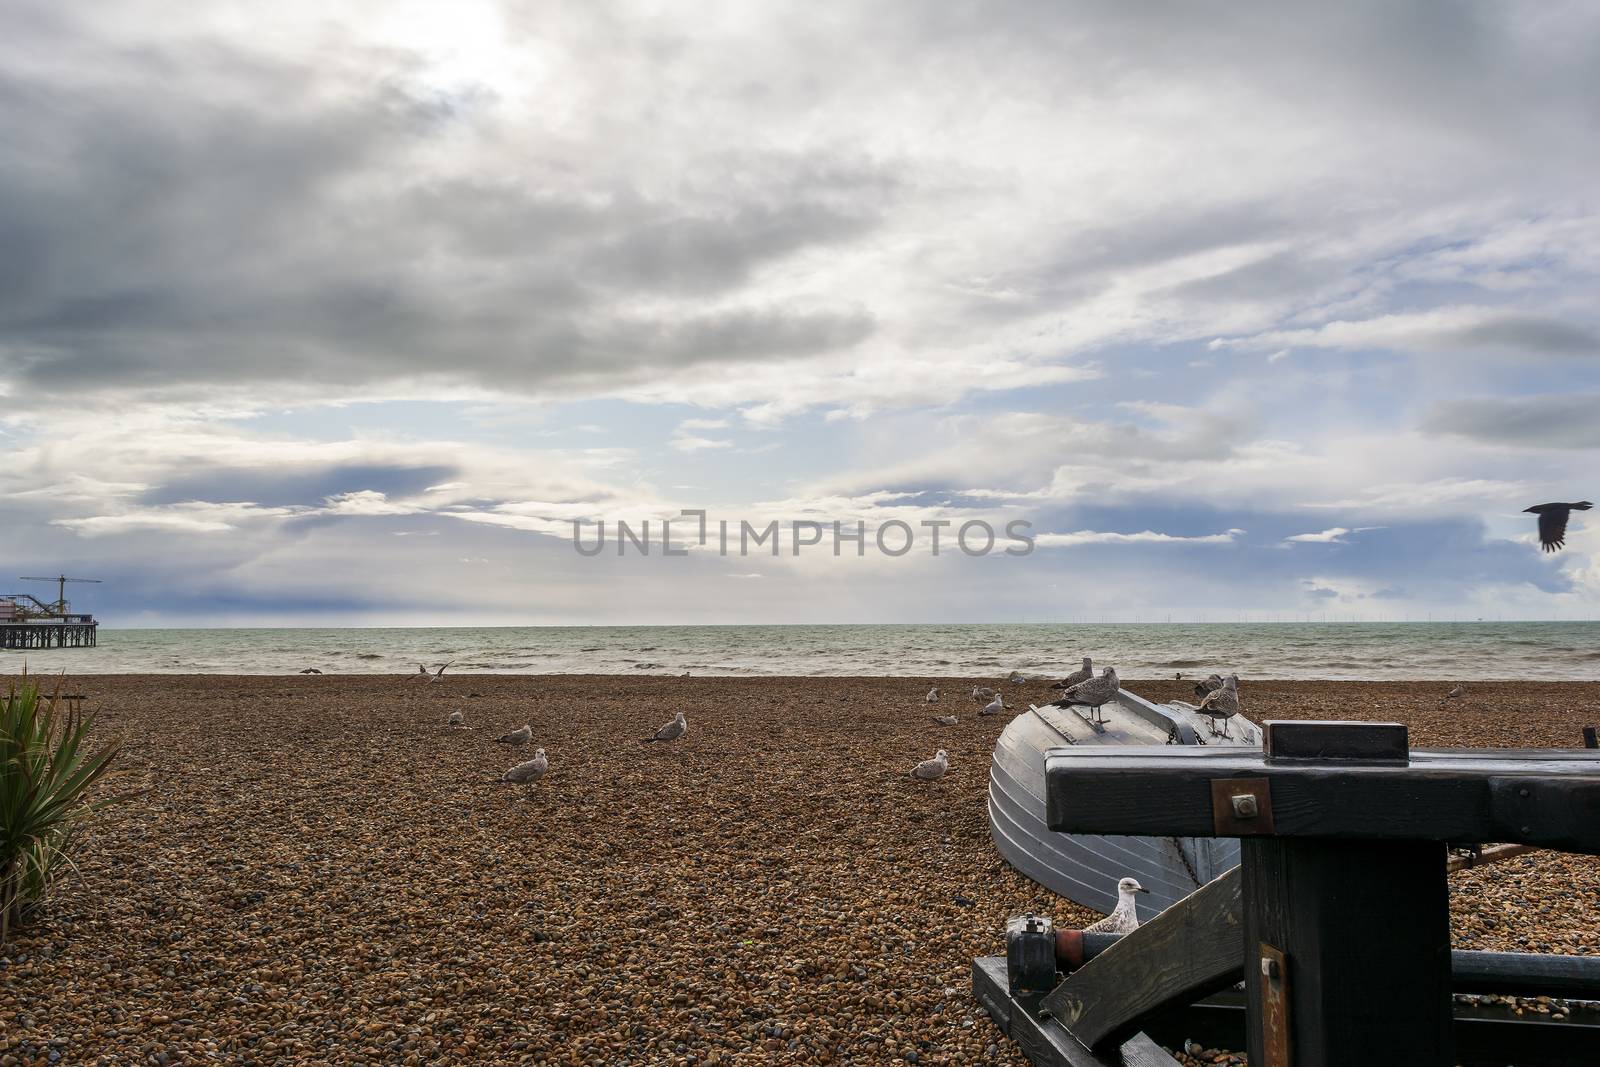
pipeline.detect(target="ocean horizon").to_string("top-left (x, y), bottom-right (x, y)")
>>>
top-left (6, 621), bottom-right (1599, 680)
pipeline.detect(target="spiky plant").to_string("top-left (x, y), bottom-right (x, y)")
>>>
top-left (1, 674), bottom-right (121, 941)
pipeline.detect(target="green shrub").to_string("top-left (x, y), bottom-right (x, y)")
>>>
top-left (1, 674), bottom-right (121, 940)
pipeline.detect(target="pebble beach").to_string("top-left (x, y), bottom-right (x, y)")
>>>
top-left (2, 674), bottom-right (1598, 1065)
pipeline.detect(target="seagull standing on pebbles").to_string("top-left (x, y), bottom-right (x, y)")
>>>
top-left (1051, 657), bottom-right (1093, 691)
top-left (1006, 671), bottom-right (1028, 685)
top-left (972, 686), bottom-right (998, 703)
top-left (1198, 674), bottom-right (1242, 737)
top-left (912, 750), bottom-right (948, 780)
top-left (1444, 684), bottom-right (1466, 701)
top-left (932, 714), bottom-right (958, 726)
top-left (644, 711), bottom-right (688, 743)
top-left (448, 710), bottom-right (465, 727)
top-left (496, 724), bottom-right (533, 746)
top-left (980, 693), bottom-right (1005, 716)
top-left (1084, 877), bottom-right (1148, 934)
top-left (1050, 667), bottom-right (1120, 724)
top-left (926, 687), bottom-right (940, 704)
top-left (501, 748), bottom-right (549, 787)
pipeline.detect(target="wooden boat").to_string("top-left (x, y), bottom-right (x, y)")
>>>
top-left (988, 687), bottom-right (1262, 918)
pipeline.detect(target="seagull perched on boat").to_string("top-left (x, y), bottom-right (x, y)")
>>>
top-left (926, 687), bottom-right (940, 704)
top-left (972, 686), bottom-right (998, 703)
top-left (1193, 673), bottom-right (1224, 699)
top-left (1083, 877), bottom-right (1148, 934)
top-left (1051, 657), bottom-right (1093, 691)
top-left (1198, 674), bottom-right (1241, 738)
top-left (980, 693), bottom-right (1005, 716)
top-left (644, 711), bottom-right (688, 743)
top-left (1050, 667), bottom-right (1121, 724)
top-left (495, 723), bottom-right (532, 746)
top-left (912, 749), bottom-right (948, 780)
top-left (1525, 501), bottom-right (1592, 553)
top-left (500, 748), bottom-right (548, 787)
top-left (448, 710), bottom-right (465, 727)
top-left (932, 714), bottom-right (958, 726)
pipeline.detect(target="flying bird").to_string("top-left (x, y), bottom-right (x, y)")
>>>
top-left (644, 711), bottom-right (688, 743)
top-left (429, 663), bottom-right (452, 683)
top-left (500, 748), bottom-right (549, 787)
top-left (1051, 657), bottom-right (1093, 691)
top-left (926, 687), bottom-right (940, 704)
top-left (298, 667), bottom-right (323, 675)
top-left (912, 749), bottom-right (948, 781)
top-left (1193, 673), bottom-right (1224, 699)
top-left (1083, 877), bottom-right (1148, 935)
top-left (972, 686), bottom-right (998, 703)
top-left (495, 724), bottom-right (533, 746)
top-left (1525, 501), bottom-right (1593, 552)
top-left (1198, 674), bottom-right (1242, 738)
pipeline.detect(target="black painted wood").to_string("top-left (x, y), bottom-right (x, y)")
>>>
top-left (1045, 747), bottom-right (1600, 853)
top-left (1242, 836), bottom-right (1452, 1066)
top-left (1263, 719), bottom-right (1408, 761)
top-left (1040, 868), bottom-right (1242, 1049)
top-left (972, 957), bottom-right (1181, 1066)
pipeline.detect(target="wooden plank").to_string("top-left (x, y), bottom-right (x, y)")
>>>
top-left (1242, 837), bottom-right (1452, 1067)
top-left (1263, 719), bottom-right (1407, 761)
top-left (1039, 867), bottom-right (1243, 1049)
top-left (972, 958), bottom-right (1181, 1067)
top-left (1045, 748), bottom-right (1600, 853)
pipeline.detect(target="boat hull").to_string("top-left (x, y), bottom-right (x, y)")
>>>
top-left (987, 690), bottom-right (1259, 918)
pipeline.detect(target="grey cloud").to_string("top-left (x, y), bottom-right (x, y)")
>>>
top-left (1443, 317), bottom-right (1598, 356)
top-left (1422, 394), bottom-right (1600, 449)
top-left (139, 464), bottom-right (459, 508)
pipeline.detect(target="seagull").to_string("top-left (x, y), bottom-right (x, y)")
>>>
top-left (912, 749), bottom-right (948, 780)
top-left (980, 694), bottom-right (1005, 716)
top-left (1083, 877), bottom-right (1148, 935)
top-left (1050, 667), bottom-right (1120, 724)
top-left (926, 687), bottom-right (940, 704)
top-left (1525, 501), bottom-right (1592, 552)
top-left (429, 663), bottom-right (452, 683)
top-left (298, 667), bottom-right (323, 675)
top-left (972, 686), bottom-right (998, 703)
top-left (1198, 674), bottom-right (1241, 738)
top-left (448, 710), bottom-right (465, 727)
top-left (932, 714), bottom-right (958, 726)
top-left (501, 748), bottom-right (548, 787)
top-left (1442, 684), bottom-right (1466, 706)
top-left (1006, 671), bottom-right (1028, 685)
top-left (1193, 673), bottom-right (1224, 699)
top-left (1051, 657), bottom-right (1093, 691)
top-left (644, 711), bottom-right (688, 743)
top-left (495, 724), bottom-right (533, 746)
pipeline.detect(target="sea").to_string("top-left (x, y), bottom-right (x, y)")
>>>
top-left (4, 622), bottom-right (1599, 679)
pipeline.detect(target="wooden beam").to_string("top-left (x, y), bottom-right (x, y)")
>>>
top-left (972, 957), bottom-right (1181, 1067)
top-left (1039, 868), bottom-right (1243, 1050)
top-left (1045, 747), bottom-right (1600, 853)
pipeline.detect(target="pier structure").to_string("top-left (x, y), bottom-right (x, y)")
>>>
top-left (1, 574), bottom-right (101, 649)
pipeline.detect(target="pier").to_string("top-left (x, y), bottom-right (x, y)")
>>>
top-left (2, 574), bottom-right (101, 650)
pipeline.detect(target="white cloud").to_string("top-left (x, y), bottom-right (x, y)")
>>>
top-left (1034, 529), bottom-right (1245, 548)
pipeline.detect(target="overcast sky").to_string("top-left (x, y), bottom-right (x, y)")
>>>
top-left (4, 0), bottom-right (1600, 625)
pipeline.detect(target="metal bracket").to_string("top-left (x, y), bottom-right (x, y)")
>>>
top-left (1211, 776), bottom-right (1274, 835)
top-left (1259, 942), bottom-right (1291, 1066)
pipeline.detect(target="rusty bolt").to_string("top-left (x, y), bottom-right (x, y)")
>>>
top-left (1231, 793), bottom-right (1259, 819)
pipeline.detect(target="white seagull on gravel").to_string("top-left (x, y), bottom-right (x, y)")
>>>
top-left (932, 714), bottom-right (958, 726)
top-left (448, 710), bottom-right (465, 727)
top-left (501, 748), bottom-right (549, 787)
top-left (972, 686), bottom-right (998, 703)
top-left (912, 750), bottom-right (949, 780)
top-left (926, 687), bottom-right (940, 703)
top-left (1084, 877), bottom-right (1148, 934)
top-left (644, 711), bottom-right (688, 743)
top-left (495, 724), bottom-right (533, 746)
top-left (980, 693), bottom-right (1005, 716)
